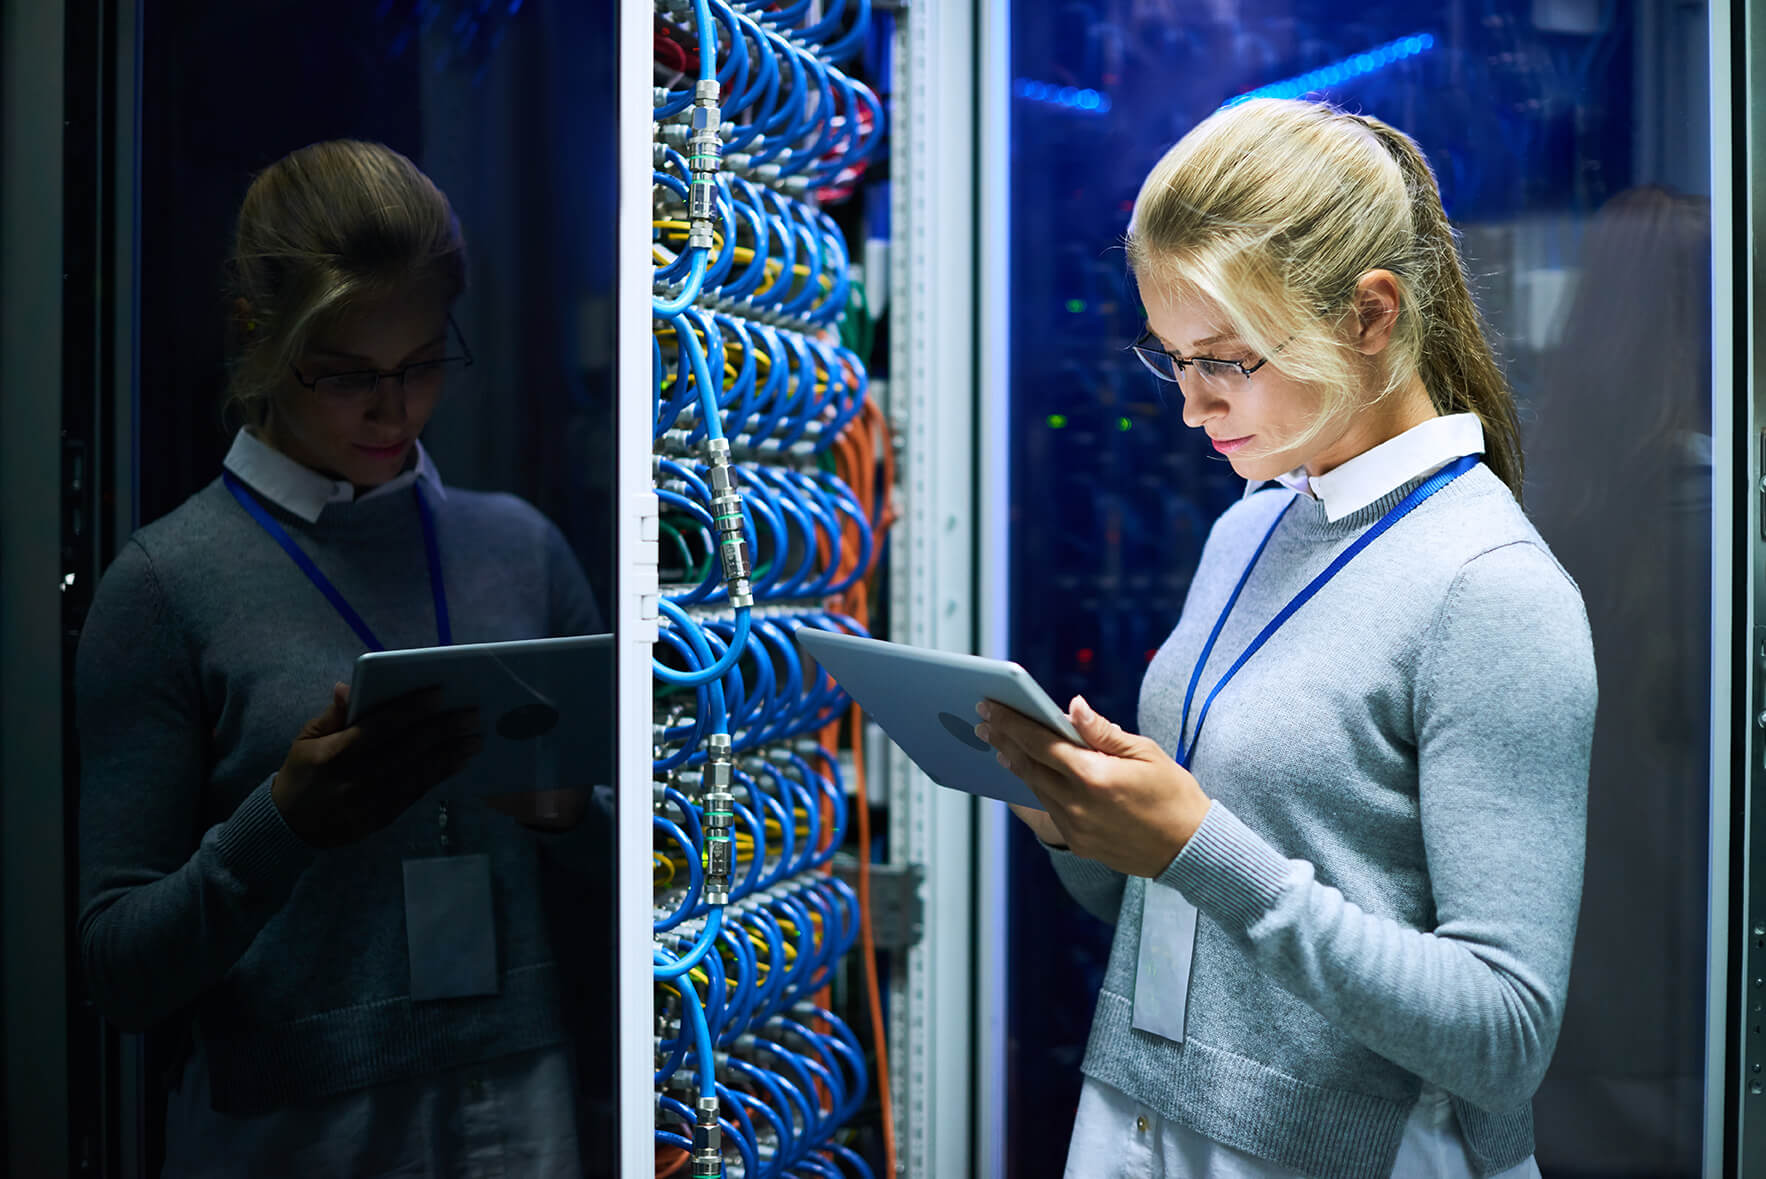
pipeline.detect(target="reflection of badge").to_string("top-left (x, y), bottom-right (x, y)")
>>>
top-left (403, 854), bottom-right (499, 1001)
top-left (1132, 882), bottom-right (1199, 1043)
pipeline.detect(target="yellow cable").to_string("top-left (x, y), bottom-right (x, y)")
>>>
top-left (654, 225), bottom-right (835, 293)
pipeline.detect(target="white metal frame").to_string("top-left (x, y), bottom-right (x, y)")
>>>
top-left (618, 1), bottom-right (661, 1174)
top-left (974, 0), bottom-right (1014, 1173)
top-left (885, 0), bottom-right (984, 1174)
top-left (1706, 1), bottom-right (1739, 1172)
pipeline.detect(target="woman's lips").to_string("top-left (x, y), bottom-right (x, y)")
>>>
top-left (1211, 435), bottom-right (1252, 454)
top-left (354, 440), bottom-right (410, 459)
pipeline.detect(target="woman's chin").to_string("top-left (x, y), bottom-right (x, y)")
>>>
top-left (1224, 454), bottom-right (1273, 482)
top-left (340, 444), bottom-right (415, 488)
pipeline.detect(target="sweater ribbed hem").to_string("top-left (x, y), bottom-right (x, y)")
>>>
top-left (209, 777), bottom-right (319, 899)
top-left (1082, 989), bottom-right (1410, 1179)
top-left (1081, 989), bottom-right (1537, 1179)
top-left (1159, 801), bottom-right (1292, 933)
top-left (201, 960), bottom-right (566, 1114)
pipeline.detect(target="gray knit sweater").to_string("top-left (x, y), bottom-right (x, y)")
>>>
top-left (75, 475), bottom-right (601, 1114)
top-left (1049, 464), bottom-right (1595, 1179)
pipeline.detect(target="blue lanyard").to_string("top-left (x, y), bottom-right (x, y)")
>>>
top-left (222, 470), bottom-right (452, 651)
top-left (1175, 454), bottom-right (1480, 768)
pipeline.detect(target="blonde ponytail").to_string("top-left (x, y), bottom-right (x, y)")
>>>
top-left (1356, 115), bottom-right (1523, 497)
top-left (1127, 99), bottom-right (1523, 500)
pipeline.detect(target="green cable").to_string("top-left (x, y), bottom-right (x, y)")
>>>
top-left (851, 278), bottom-right (875, 364)
top-left (658, 518), bottom-right (697, 574)
top-left (659, 516), bottom-right (717, 584)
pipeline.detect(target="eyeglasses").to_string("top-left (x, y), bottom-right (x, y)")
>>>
top-left (1127, 327), bottom-right (1273, 387)
top-left (292, 315), bottom-right (475, 402)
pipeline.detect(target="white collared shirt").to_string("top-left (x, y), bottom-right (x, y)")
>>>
top-left (222, 428), bottom-right (446, 523)
top-left (1248, 413), bottom-right (1486, 522)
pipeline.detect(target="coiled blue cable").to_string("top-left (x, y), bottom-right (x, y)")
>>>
top-left (656, 906), bottom-right (726, 982)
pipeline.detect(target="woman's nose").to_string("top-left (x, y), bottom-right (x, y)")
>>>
top-left (366, 377), bottom-right (407, 423)
top-left (1178, 382), bottom-right (1226, 430)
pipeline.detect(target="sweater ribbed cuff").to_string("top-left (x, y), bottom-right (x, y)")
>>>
top-left (1157, 801), bottom-right (1293, 933)
top-left (1048, 844), bottom-right (1124, 893)
top-left (211, 775), bottom-right (319, 896)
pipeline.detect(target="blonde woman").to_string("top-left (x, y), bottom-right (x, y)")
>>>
top-left (980, 100), bottom-right (1594, 1179)
top-left (76, 141), bottom-right (601, 1177)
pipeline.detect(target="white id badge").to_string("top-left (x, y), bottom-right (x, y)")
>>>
top-left (1133, 881), bottom-right (1200, 1042)
top-left (403, 854), bottom-right (500, 1001)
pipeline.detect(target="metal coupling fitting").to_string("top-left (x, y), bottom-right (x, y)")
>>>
top-left (702, 792), bottom-right (734, 838)
top-left (701, 734), bottom-right (735, 904)
top-left (703, 443), bottom-right (753, 607)
top-left (686, 80), bottom-right (722, 252)
top-left (690, 1095), bottom-right (722, 1176)
top-left (702, 854), bottom-right (732, 906)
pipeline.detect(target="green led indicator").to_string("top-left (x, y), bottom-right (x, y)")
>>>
top-left (1118, 417), bottom-right (1132, 431)
top-left (1047, 414), bottom-right (1068, 429)
top-left (1065, 298), bottom-right (1086, 313)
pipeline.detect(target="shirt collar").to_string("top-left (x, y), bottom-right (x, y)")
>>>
top-left (1244, 413), bottom-right (1486, 523)
top-left (223, 428), bottom-right (446, 524)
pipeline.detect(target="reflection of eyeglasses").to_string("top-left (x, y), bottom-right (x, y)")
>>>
top-left (1126, 327), bottom-right (1275, 386)
top-left (291, 315), bottom-right (475, 401)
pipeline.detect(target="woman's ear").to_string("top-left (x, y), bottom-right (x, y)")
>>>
top-left (1352, 270), bottom-right (1403, 356)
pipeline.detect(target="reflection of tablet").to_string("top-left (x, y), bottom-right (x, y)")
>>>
top-left (348, 635), bottom-right (614, 797)
top-left (794, 628), bottom-right (1085, 810)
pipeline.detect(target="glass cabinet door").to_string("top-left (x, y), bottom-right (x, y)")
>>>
top-left (1002, 4), bottom-right (1715, 1176)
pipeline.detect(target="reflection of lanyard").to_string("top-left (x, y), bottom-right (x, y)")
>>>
top-left (222, 470), bottom-right (452, 651)
top-left (1175, 454), bottom-right (1480, 768)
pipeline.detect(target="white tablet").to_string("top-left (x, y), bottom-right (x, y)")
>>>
top-left (348, 634), bottom-right (614, 797)
top-left (793, 627), bottom-right (1085, 810)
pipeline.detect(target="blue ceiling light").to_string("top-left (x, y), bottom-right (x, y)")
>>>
top-left (1220, 31), bottom-right (1436, 109)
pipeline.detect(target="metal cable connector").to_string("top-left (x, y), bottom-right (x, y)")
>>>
top-left (690, 1095), bottom-right (722, 1177)
top-left (687, 79), bottom-right (723, 252)
top-left (701, 733), bottom-right (735, 905)
top-left (704, 438), bottom-right (754, 608)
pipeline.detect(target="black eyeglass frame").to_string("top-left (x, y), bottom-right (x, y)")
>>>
top-left (1126, 327), bottom-right (1275, 384)
top-left (290, 314), bottom-right (476, 396)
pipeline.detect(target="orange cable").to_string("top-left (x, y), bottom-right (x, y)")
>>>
top-left (849, 697), bottom-right (898, 1178)
top-left (822, 406), bottom-right (899, 1178)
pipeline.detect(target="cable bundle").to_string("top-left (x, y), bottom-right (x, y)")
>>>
top-left (652, 1), bottom-right (890, 1175)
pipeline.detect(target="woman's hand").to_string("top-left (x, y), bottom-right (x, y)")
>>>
top-left (979, 696), bottom-right (1211, 878)
top-left (271, 683), bottom-right (483, 849)
top-left (1008, 803), bottom-right (1069, 848)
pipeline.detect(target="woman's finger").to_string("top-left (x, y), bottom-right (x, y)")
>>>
top-left (983, 708), bottom-right (1102, 781)
top-left (993, 732), bottom-right (1081, 806)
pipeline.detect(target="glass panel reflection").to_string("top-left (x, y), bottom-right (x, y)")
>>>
top-left (88, 2), bottom-right (619, 1175)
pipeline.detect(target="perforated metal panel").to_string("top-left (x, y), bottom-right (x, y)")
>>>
top-left (885, 2), bottom-right (982, 1175)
